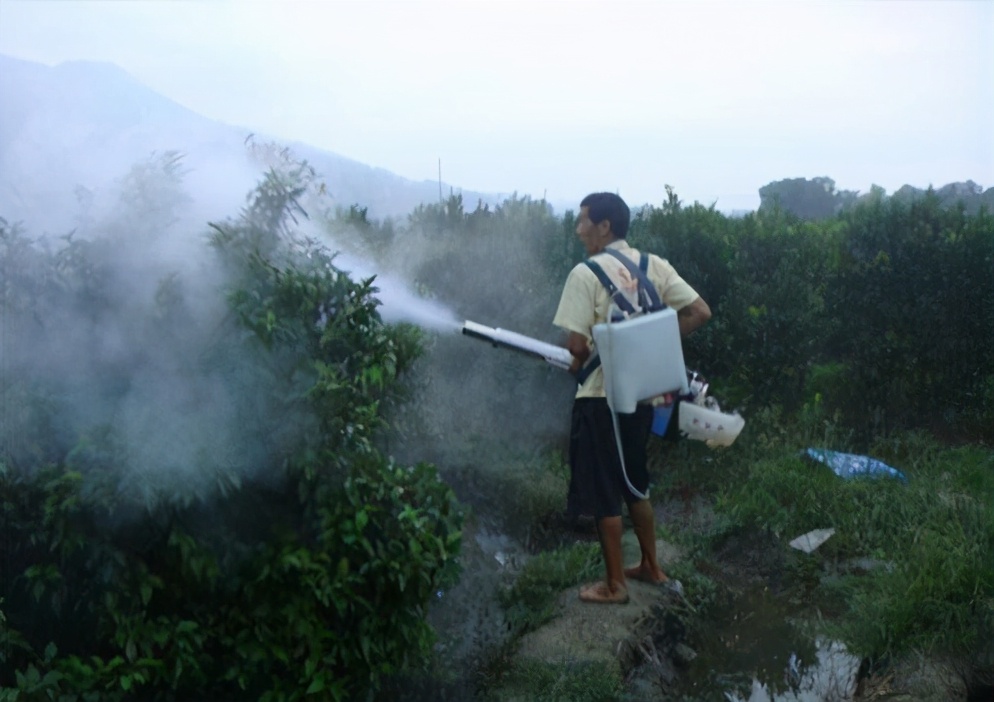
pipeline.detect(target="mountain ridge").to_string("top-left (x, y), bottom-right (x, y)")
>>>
top-left (0, 53), bottom-right (507, 235)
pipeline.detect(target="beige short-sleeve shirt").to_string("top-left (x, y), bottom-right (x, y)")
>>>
top-left (553, 240), bottom-right (700, 398)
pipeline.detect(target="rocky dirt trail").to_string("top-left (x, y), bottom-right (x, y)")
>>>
top-left (512, 534), bottom-right (683, 674)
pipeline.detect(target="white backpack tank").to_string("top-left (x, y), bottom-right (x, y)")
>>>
top-left (582, 249), bottom-right (688, 414)
top-left (592, 306), bottom-right (688, 413)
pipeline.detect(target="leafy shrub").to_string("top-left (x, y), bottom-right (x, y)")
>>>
top-left (825, 194), bottom-right (994, 439)
top-left (0, 159), bottom-right (463, 700)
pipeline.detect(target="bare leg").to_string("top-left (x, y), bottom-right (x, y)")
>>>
top-left (624, 499), bottom-right (668, 584)
top-left (579, 516), bottom-right (629, 603)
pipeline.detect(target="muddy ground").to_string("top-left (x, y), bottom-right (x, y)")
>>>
top-left (396, 492), bottom-right (988, 702)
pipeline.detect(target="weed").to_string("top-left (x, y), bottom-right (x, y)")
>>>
top-left (444, 451), bottom-right (568, 545)
top-left (498, 543), bottom-right (601, 637)
top-left (664, 560), bottom-right (720, 614)
top-left (708, 429), bottom-right (993, 671)
top-left (482, 659), bottom-right (622, 702)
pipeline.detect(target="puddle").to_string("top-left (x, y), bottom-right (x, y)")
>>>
top-left (725, 638), bottom-right (861, 701)
top-left (670, 586), bottom-right (858, 700)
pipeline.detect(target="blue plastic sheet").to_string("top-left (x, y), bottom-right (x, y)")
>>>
top-left (805, 448), bottom-right (908, 483)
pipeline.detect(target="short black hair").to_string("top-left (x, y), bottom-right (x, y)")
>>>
top-left (580, 192), bottom-right (630, 239)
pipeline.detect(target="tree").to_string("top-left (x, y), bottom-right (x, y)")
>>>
top-left (759, 176), bottom-right (841, 220)
top-left (1, 159), bottom-right (463, 701)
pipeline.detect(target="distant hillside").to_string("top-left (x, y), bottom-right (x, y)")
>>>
top-left (0, 54), bottom-right (502, 235)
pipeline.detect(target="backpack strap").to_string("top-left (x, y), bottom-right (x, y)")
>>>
top-left (572, 259), bottom-right (620, 385)
top-left (599, 248), bottom-right (666, 312)
top-left (583, 259), bottom-right (638, 316)
top-left (573, 354), bottom-right (601, 385)
top-left (572, 250), bottom-right (665, 385)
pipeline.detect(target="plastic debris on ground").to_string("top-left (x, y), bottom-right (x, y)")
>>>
top-left (789, 528), bottom-right (836, 554)
top-left (804, 448), bottom-right (907, 483)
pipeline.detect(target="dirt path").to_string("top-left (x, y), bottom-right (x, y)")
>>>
top-left (512, 535), bottom-right (682, 674)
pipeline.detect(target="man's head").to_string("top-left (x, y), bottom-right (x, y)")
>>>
top-left (575, 192), bottom-right (630, 255)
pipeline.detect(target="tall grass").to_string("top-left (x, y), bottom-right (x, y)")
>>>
top-left (461, 400), bottom-right (992, 697)
top-left (498, 544), bottom-right (602, 637)
top-left (689, 409), bottom-right (994, 668)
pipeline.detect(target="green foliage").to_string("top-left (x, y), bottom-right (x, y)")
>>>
top-left (334, 192), bottom-right (576, 467)
top-left (446, 451), bottom-right (569, 545)
top-left (660, 560), bottom-right (721, 614)
top-left (893, 180), bottom-right (994, 216)
top-left (498, 544), bottom-right (601, 637)
top-left (825, 194), bottom-right (994, 439)
top-left (5, 153), bottom-right (993, 699)
top-left (628, 189), bottom-right (735, 372)
top-left (484, 659), bottom-right (623, 702)
top-left (712, 433), bottom-right (994, 663)
top-left (1, 159), bottom-right (463, 700)
top-left (710, 213), bottom-right (833, 409)
top-left (838, 493), bottom-right (993, 660)
top-left (616, 184), bottom-right (994, 440)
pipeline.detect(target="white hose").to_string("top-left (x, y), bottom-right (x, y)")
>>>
top-left (610, 408), bottom-right (649, 501)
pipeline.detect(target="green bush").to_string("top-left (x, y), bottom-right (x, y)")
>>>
top-left (1, 160), bottom-right (463, 700)
top-left (825, 194), bottom-right (994, 439)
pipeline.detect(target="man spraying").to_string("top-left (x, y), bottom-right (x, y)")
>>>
top-left (553, 192), bottom-right (711, 604)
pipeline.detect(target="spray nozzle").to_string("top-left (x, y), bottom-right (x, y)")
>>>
top-left (461, 320), bottom-right (572, 370)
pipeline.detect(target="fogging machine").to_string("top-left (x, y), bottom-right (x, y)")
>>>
top-left (461, 316), bottom-right (745, 448)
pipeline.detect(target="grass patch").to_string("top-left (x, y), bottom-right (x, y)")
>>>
top-left (459, 411), bottom-right (993, 696)
top-left (661, 559), bottom-right (721, 614)
top-left (473, 543), bottom-right (603, 700)
top-left (710, 430), bottom-right (993, 667)
top-left (481, 659), bottom-right (623, 702)
top-left (444, 448), bottom-right (569, 543)
top-left (498, 543), bottom-right (601, 637)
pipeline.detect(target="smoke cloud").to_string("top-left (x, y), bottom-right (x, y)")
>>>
top-left (1, 133), bottom-right (577, 517)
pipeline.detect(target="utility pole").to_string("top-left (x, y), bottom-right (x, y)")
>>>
top-left (438, 158), bottom-right (443, 203)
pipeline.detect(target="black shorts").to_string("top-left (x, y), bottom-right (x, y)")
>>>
top-left (567, 398), bottom-right (654, 519)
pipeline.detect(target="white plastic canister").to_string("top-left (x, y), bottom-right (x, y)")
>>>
top-left (591, 308), bottom-right (688, 414)
top-left (678, 402), bottom-right (746, 447)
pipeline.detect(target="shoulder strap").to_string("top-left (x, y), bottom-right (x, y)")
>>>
top-left (573, 250), bottom-right (667, 386)
top-left (583, 259), bottom-right (637, 316)
top-left (573, 354), bottom-right (600, 385)
top-left (571, 260), bottom-right (619, 385)
top-left (599, 248), bottom-right (665, 312)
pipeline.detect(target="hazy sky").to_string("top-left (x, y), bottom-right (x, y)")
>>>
top-left (1, 0), bottom-right (991, 210)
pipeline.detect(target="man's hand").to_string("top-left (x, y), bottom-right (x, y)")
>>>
top-left (566, 331), bottom-right (591, 373)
